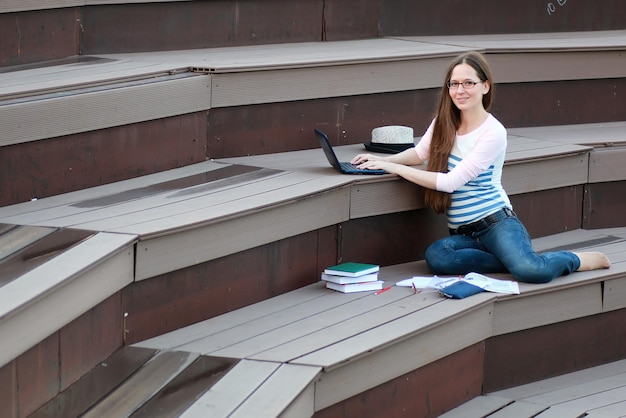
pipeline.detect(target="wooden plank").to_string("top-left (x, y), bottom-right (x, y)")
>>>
top-left (493, 284), bottom-right (602, 336)
top-left (0, 225), bottom-right (56, 262)
top-left (311, 302), bottom-right (494, 411)
top-left (508, 121), bottom-right (626, 147)
top-left (178, 359), bottom-right (280, 418)
top-left (175, 286), bottom-right (379, 355)
top-left (0, 160), bottom-right (231, 220)
top-left (604, 276), bottom-right (626, 312)
top-left (209, 57), bottom-right (458, 107)
top-left (133, 186), bottom-right (349, 279)
top-left (399, 31), bottom-right (626, 53)
top-left (502, 153), bottom-right (589, 195)
top-left (489, 360), bottom-right (626, 415)
top-left (349, 179), bottom-right (425, 218)
top-left (505, 136), bottom-right (590, 162)
top-left (229, 363), bottom-right (320, 418)
top-left (10, 168), bottom-right (292, 228)
top-left (0, 0), bottom-right (82, 13)
top-left (532, 384), bottom-right (626, 412)
top-left (133, 285), bottom-right (330, 350)
top-left (115, 38), bottom-right (468, 73)
top-left (29, 346), bottom-right (157, 418)
top-left (522, 372), bottom-right (626, 406)
top-left (220, 288), bottom-right (443, 361)
top-left (0, 74), bottom-right (211, 147)
top-left (531, 229), bottom-right (612, 252)
top-left (439, 395), bottom-right (513, 418)
top-left (0, 232), bottom-right (135, 369)
top-left (76, 173), bottom-right (347, 234)
top-left (292, 294), bottom-right (495, 369)
top-left (0, 59), bottom-right (181, 99)
top-left (533, 404), bottom-right (591, 417)
top-left (486, 400), bottom-right (547, 418)
top-left (589, 147), bottom-right (626, 183)
top-left (586, 400), bottom-right (626, 417)
top-left (82, 350), bottom-right (199, 418)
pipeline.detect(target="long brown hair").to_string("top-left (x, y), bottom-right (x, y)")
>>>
top-left (424, 51), bottom-right (495, 213)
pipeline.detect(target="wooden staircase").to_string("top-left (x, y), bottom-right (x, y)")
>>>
top-left (1, 1), bottom-right (626, 417)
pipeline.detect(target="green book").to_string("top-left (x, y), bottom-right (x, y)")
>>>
top-left (323, 262), bottom-right (379, 277)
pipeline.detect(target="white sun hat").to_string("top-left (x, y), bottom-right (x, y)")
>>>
top-left (365, 125), bottom-right (415, 154)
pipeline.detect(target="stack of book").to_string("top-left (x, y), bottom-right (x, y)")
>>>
top-left (321, 262), bottom-right (383, 293)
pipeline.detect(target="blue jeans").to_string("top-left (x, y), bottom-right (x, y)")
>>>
top-left (425, 215), bottom-right (581, 283)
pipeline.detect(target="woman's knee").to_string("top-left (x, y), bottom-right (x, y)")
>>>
top-left (508, 263), bottom-right (554, 284)
top-left (425, 241), bottom-right (449, 273)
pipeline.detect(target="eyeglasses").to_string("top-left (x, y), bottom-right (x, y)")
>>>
top-left (447, 80), bottom-right (481, 90)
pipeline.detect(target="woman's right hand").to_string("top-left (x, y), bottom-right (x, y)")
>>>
top-left (351, 153), bottom-right (383, 165)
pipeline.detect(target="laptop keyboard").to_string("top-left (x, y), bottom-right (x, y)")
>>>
top-left (340, 162), bottom-right (360, 171)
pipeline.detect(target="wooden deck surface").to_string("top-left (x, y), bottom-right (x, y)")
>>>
top-left (131, 227), bottom-right (626, 416)
top-left (442, 358), bottom-right (626, 418)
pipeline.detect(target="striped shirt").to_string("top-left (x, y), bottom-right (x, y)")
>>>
top-left (415, 115), bottom-right (511, 229)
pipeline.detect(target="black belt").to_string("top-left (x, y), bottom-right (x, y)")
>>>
top-left (450, 208), bottom-right (516, 236)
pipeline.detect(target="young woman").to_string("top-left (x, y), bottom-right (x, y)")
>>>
top-left (351, 51), bottom-right (610, 283)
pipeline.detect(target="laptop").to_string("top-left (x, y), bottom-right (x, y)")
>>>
top-left (314, 129), bottom-right (386, 175)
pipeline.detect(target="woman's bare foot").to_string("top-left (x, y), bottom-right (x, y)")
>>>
top-left (573, 252), bottom-right (611, 271)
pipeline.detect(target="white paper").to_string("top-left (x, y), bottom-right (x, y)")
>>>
top-left (396, 272), bottom-right (519, 295)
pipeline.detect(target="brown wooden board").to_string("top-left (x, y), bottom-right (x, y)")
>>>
top-left (313, 342), bottom-right (485, 418)
top-left (59, 292), bottom-right (125, 391)
top-left (30, 346), bottom-right (156, 418)
top-left (584, 181), bottom-right (626, 229)
top-left (379, 0), bottom-right (626, 36)
top-left (483, 308), bottom-right (626, 393)
top-left (510, 186), bottom-right (585, 238)
top-left (124, 227), bottom-right (336, 344)
top-left (340, 208), bottom-right (446, 267)
top-left (0, 112), bottom-right (207, 207)
top-left (206, 90), bottom-right (438, 159)
top-left (0, 8), bottom-right (80, 68)
top-left (0, 360), bottom-right (17, 418)
top-left (80, 2), bottom-right (324, 54)
top-left (16, 333), bottom-right (60, 417)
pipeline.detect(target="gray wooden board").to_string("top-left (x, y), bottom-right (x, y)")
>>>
top-left (589, 146), bottom-right (626, 183)
top-left (439, 395), bottom-right (514, 418)
top-left (489, 359), bottom-right (626, 400)
top-left (78, 174), bottom-right (349, 236)
top-left (398, 30), bottom-right (626, 53)
top-left (0, 232), bottom-right (136, 368)
top-left (134, 284), bottom-right (331, 350)
top-left (0, 160), bottom-right (231, 219)
top-left (178, 359), bottom-right (280, 418)
top-left (228, 363), bottom-right (320, 418)
top-left (100, 38), bottom-right (470, 73)
top-left (216, 288), bottom-right (445, 362)
top-left (0, 59), bottom-right (181, 99)
top-left (505, 136), bottom-right (591, 162)
top-left (585, 400), bottom-right (626, 417)
top-left (0, 225), bottom-right (56, 262)
top-left (312, 303), bottom-right (495, 411)
top-left (2, 74), bottom-right (212, 147)
top-left (290, 292), bottom-right (496, 369)
top-left (484, 400), bottom-right (548, 418)
top-left (208, 57), bottom-right (456, 107)
top-left (494, 283), bottom-right (602, 336)
top-left (133, 187), bottom-right (350, 279)
top-left (604, 276), bottom-right (626, 312)
top-left (523, 373), bottom-right (626, 410)
top-left (508, 121), bottom-right (626, 147)
top-left (8, 169), bottom-right (295, 228)
top-left (83, 350), bottom-right (199, 418)
top-left (502, 153), bottom-right (589, 195)
top-left (175, 285), bottom-right (395, 355)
